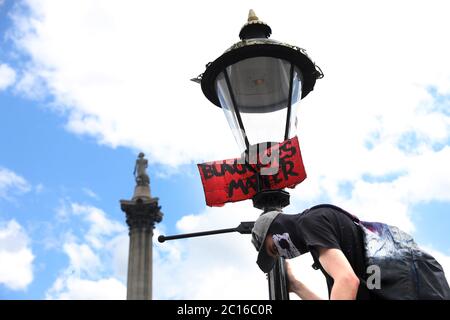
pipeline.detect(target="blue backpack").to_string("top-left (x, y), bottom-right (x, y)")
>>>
top-left (310, 204), bottom-right (450, 300)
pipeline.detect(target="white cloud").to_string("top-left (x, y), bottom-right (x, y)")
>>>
top-left (105, 232), bottom-right (128, 282)
top-left (0, 220), bottom-right (34, 290)
top-left (294, 145), bottom-right (450, 233)
top-left (63, 242), bottom-right (101, 276)
top-left (70, 203), bottom-right (126, 249)
top-left (8, 0), bottom-right (450, 167)
top-left (13, 70), bottom-right (47, 100)
top-left (46, 276), bottom-right (126, 300)
top-left (0, 167), bottom-right (31, 200)
top-left (10, 0), bottom-right (239, 167)
top-left (46, 202), bottom-right (127, 299)
top-left (0, 63), bottom-right (16, 90)
top-left (8, 1), bottom-right (450, 221)
top-left (82, 188), bottom-right (99, 200)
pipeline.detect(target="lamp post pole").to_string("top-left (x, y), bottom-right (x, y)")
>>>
top-left (253, 190), bottom-right (291, 300)
top-left (269, 257), bottom-right (289, 300)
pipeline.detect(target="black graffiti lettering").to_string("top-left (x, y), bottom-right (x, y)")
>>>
top-left (199, 164), bottom-right (214, 179)
top-left (221, 163), bottom-right (236, 175)
top-left (228, 174), bottom-right (263, 198)
top-left (281, 159), bottom-right (298, 180)
top-left (246, 175), bottom-right (258, 193)
top-left (204, 138), bottom-right (303, 200)
top-left (228, 179), bottom-right (248, 197)
top-left (234, 164), bottom-right (247, 175)
top-left (204, 162), bottom-right (253, 179)
top-left (227, 161), bottom-right (299, 198)
top-left (212, 165), bottom-right (225, 177)
top-left (279, 140), bottom-right (296, 160)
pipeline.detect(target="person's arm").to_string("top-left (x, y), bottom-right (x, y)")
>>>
top-left (285, 260), bottom-right (323, 300)
top-left (317, 248), bottom-right (360, 300)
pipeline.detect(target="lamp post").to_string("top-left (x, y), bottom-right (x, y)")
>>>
top-left (194, 10), bottom-right (323, 300)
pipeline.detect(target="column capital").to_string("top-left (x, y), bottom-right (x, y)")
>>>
top-left (120, 198), bottom-right (163, 231)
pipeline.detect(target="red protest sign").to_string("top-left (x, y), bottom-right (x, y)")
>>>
top-left (197, 136), bottom-right (307, 207)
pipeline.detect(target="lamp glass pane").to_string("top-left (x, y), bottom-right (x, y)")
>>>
top-left (216, 72), bottom-right (247, 152)
top-left (239, 105), bottom-right (287, 145)
top-left (215, 57), bottom-right (303, 151)
top-left (286, 68), bottom-right (303, 139)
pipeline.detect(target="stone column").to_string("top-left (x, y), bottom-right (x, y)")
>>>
top-left (120, 153), bottom-right (163, 300)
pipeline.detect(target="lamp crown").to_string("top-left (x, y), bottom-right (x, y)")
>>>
top-left (239, 9), bottom-right (272, 40)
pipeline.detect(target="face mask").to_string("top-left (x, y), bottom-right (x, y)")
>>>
top-left (273, 232), bottom-right (301, 259)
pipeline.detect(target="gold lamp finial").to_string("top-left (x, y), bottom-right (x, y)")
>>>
top-left (248, 9), bottom-right (259, 22)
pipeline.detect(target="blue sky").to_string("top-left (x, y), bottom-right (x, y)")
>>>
top-left (0, 0), bottom-right (449, 299)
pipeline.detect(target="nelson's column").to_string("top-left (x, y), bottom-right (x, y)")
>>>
top-left (120, 152), bottom-right (163, 300)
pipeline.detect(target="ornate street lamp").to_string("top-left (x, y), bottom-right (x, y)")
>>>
top-left (193, 10), bottom-right (323, 300)
top-left (195, 10), bottom-right (322, 152)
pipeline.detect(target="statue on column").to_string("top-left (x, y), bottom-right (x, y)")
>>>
top-left (134, 152), bottom-right (150, 186)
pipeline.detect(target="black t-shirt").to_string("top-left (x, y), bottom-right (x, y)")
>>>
top-left (268, 204), bottom-right (374, 300)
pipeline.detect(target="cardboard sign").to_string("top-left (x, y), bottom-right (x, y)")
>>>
top-left (197, 136), bottom-right (307, 207)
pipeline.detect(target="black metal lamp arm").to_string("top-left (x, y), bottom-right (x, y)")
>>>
top-left (157, 221), bottom-right (254, 243)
